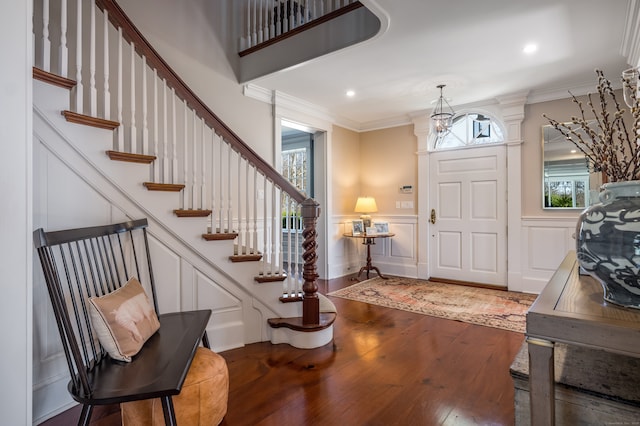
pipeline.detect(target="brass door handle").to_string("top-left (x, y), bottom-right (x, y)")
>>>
top-left (430, 209), bottom-right (436, 224)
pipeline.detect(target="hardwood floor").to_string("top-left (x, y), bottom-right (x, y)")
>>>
top-left (43, 275), bottom-right (524, 426)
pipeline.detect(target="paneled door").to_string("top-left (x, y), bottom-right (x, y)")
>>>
top-left (428, 145), bottom-right (507, 287)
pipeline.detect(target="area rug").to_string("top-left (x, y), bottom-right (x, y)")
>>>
top-left (327, 276), bottom-right (538, 333)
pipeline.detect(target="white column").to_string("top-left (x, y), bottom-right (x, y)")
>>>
top-left (413, 115), bottom-right (431, 279)
top-left (497, 92), bottom-right (527, 292)
top-left (0, 2), bottom-right (32, 423)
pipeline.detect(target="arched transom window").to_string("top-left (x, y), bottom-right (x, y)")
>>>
top-left (434, 112), bottom-right (504, 150)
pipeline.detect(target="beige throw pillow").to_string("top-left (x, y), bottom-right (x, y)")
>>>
top-left (88, 277), bottom-right (160, 362)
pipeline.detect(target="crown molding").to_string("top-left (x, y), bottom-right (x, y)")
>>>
top-left (243, 83), bottom-right (272, 104)
top-left (244, 78), bottom-right (622, 134)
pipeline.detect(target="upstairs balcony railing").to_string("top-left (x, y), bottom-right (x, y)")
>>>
top-left (32, 0), bottom-right (322, 324)
top-left (239, 0), bottom-right (360, 54)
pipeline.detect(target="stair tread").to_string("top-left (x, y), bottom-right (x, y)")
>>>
top-left (202, 232), bottom-right (238, 241)
top-left (107, 150), bottom-right (156, 164)
top-left (62, 110), bottom-right (120, 130)
top-left (143, 182), bottom-right (185, 191)
top-left (230, 253), bottom-right (263, 262)
top-left (255, 273), bottom-right (287, 282)
top-left (33, 67), bottom-right (76, 89)
top-left (174, 209), bottom-right (212, 217)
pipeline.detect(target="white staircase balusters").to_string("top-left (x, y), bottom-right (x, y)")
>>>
top-left (251, 0), bottom-right (257, 47)
top-left (182, 102), bottom-right (189, 208)
top-left (227, 142), bottom-right (233, 232)
top-left (102, 10), bottom-right (110, 120)
top-left (162, 81), bottom-right (169, 183)
top-left (171, 87), bottom-right (178, 184)
top-left (141, 56), bottom-right (148, 155)
top-left (192, 111), bottom-right (198, 210)
top-left (244, 159), bottom-right (250, 252)
top-left (89, 1), bottom-right (97, 117)
top-left (237, 152), bottom-right (243, 253)
top-left (253, 167), bottom-right (259, 256)
top-left (218, 135), bottom-right (225, 232)
top-left (152, 69), bottom-right (160, 182)
top-left (129, 42), bottom-right (137, 153)
top-left (74, 0), bottom-right (83, 113)
top-left (262, 176), bottom-right (268, 276)
top-left (59, 0), bottom-right (68, 76)
top-left (42, 0), bottom-right (51, 72)
top-left (241, 0), bottom-right (356, 51)
top-left (271, 185), bottom-right (278, 275)
top-left (210, 132), bottom-right (218, 231)
top-left (201, 118), bottom-right (207, 210)
top-left (116, 27), bottom-right (124, 151)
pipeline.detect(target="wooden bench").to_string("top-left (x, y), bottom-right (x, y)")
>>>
top-left (34, 219), bottom-right (224, 425)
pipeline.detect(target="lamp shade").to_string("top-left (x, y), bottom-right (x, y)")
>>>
top-left (354, 197), bottom-right (378, 213)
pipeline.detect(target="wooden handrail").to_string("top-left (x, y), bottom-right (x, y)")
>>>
top-left (95, 0), bottom-right (307, 204)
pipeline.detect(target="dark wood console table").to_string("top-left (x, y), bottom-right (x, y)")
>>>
top-left (525, 251), bottom-right (640, 426)
top-left (343, 232), bottom-right (395, 280)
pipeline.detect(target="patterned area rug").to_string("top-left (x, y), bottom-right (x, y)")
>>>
top-left (328, 276), bottom-right (538, 333)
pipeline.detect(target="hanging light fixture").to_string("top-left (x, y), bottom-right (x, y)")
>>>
top-left (431, 84), bottom-right (455, 135)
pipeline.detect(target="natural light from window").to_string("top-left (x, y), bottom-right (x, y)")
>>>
top-left (435, 113), bottom-right (504, 150)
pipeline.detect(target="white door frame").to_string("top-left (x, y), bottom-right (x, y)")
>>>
top-left (273, 92), bottom-right (333, 279)
top-left (413, 94), bottom-right (526, 291)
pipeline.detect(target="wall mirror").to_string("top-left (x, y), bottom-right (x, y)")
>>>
top-left (542, 123), bottom-right (600, 209)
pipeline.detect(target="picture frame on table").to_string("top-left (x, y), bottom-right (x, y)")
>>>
top-left (352, 220), bottom-right (364, 235)
top-left (366, 226), bottom-right (377, 236)
top-left (373, 221), bottom-right (389, 234)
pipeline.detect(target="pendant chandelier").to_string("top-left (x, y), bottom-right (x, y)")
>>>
top-left (431, 84), bottom-right (455, 135)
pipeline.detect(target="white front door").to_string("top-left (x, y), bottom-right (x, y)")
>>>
top-left (428, 145), bottom-right (507, 287)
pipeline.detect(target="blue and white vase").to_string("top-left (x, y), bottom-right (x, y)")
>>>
top-left (576, 180), bottom-right (640, 309)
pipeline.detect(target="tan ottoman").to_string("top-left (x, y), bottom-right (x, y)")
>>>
top-left (121, 347), bottom-right (229, 425)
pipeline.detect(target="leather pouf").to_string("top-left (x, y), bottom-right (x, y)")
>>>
top-left (121, 347), bottom-right (229, 425)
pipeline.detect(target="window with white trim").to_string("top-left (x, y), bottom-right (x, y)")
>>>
top-left (435, 112), bottom-right (504, 150)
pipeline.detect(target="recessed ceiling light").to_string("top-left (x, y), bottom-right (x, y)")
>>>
top-left (523, 43), bottom-right (538, 54)
top-left (570, 149), bottom-right (577, 153)
top-left (346, 90), bottom-right (355, 97)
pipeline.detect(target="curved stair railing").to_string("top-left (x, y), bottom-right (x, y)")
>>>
top-left (32, 0), bottom-right (325, 327)
top-left (239, 0), bottom-right (362, 55)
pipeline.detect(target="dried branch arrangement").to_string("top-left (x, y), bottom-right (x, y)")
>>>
top-left (543, 69), bottom-right (640, 182)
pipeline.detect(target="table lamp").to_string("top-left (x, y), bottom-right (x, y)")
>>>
top-left (354, 196), bottom-right (377, 228)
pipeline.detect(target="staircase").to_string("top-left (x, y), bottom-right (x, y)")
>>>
top-left (32, 0), bottom-right (336, 351)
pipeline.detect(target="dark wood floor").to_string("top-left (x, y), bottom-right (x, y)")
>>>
top-left (43, 275), bottom-right (524, 426)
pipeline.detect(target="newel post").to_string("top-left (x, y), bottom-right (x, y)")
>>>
top-left (301, 198), bottom-right (320, 325)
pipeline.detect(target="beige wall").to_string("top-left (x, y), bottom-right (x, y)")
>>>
top-left (359, 125), bottom-right (418, 214)
top-left (331, 125), bottom-right (362, 214)
top-left (523, 95), bottom-right (599, 217)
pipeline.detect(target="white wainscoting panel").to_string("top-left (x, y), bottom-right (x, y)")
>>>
top-left (518, 216), bottom-right (578, 293)
top-left (330, 215), bottom-right (418, 279)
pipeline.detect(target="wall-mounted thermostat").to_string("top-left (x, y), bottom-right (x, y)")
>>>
top-left (400, 185), bottom-right (413, 194)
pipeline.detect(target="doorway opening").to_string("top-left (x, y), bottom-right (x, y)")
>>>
top-left (278, 119), bottom-right (328, 279)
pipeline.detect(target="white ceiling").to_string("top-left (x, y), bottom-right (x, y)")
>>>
top-left (250, 0), bottom-right (634, 130)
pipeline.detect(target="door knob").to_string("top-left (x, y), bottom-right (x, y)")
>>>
top-left (430, 209), bottom-right (436, 224)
